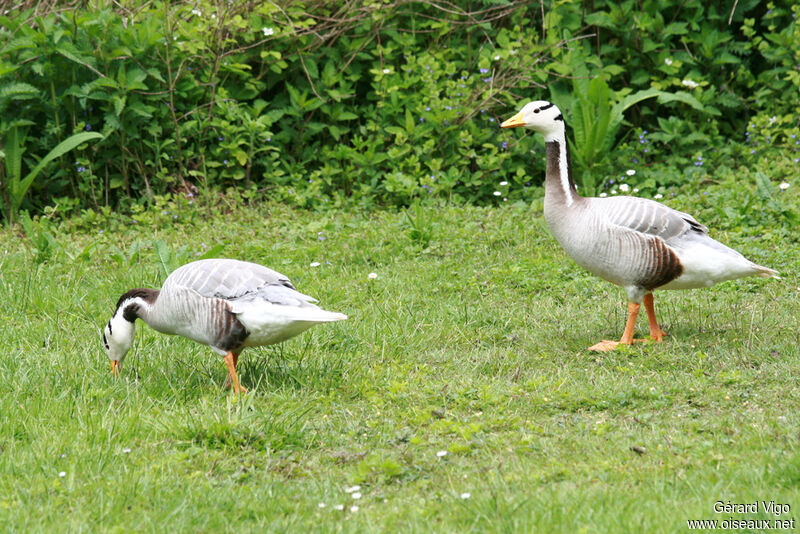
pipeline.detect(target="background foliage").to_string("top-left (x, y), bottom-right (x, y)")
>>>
top-left (0, 0), bottom-right (798, 222)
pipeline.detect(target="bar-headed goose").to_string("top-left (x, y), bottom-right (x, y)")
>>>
top-left (102, 258), bottom-right (347, 393)
top-left (501, 100), bottom-right (778, 351)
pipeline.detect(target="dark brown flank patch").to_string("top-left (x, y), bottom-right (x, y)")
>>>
top-left (637, 238), bottom-right (684, 290)
top-left (214, 299), bottom-right (249, 352)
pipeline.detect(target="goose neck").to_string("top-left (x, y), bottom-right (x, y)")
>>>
top-left (543, 134), bottom-right (579, 208)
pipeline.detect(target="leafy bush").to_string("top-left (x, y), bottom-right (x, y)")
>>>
top-left (0, 0), bottom-right (797, 221)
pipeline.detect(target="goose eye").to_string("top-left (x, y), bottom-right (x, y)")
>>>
top-left (534, 108), bottom-right (540, 113)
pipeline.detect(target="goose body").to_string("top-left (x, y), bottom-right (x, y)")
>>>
top-left (102, 259), bottom-right (347, 392)
top-left (502, 101), bottom-right (777, 350)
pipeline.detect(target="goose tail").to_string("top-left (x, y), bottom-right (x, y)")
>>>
top-left (297, 309), bottom-right (348, 323)
top-left (753, 264), bottom-right (780, 279)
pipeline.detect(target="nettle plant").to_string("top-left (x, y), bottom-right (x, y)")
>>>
top-left (1, 0), bottom-right (798, 217)
top-left (283, 7), bottom-right (583, 208)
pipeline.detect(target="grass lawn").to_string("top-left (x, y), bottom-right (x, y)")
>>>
top-left (0, 185), bottom-right (798, 532)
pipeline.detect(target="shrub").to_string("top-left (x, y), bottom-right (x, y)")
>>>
top-left (0, 0), bottom-right (797, 221)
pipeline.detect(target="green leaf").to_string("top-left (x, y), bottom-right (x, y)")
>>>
top-left (113, 95), bottom-right (126, 117)
top-left (0, 82), bottom-right (40, 102)
top-left (754, 171), bottom-right (774, 200)
top-left (663, 22), bottom-right (689, 36)
top-left (3, 126), bottom-right (25, 191)
top-left (153, 239), bottom-right (175, 277)
top-left (11, 132), bottom-right (104, 212)
top-left (0, 36), bottom-right (35, 55)
top-left (304, 57), bottom-right (318, 79)
top-left (196, 244), bottom-right (224, 260)
top-left (55, 42), bottom-right (98, 71)
top-left (656, 91), bottom-right (706, 112)
top-left (233, 149), bottom-right (248, 166)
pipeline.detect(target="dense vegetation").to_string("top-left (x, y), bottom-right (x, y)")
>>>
top-left (1, 0), bottom-right (798, 223)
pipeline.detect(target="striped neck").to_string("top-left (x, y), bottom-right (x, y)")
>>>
top-left (114, 288), bottom-right (159, 323)
top-left (543, 129), bottom-right (578, 207)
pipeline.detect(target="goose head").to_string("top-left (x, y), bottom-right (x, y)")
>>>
top-left (102, 289), bottom-right (157, 375)
top-left (102, 313), bottom-right (135, 375)
top-left (501, 101), bottom-right (564, 141)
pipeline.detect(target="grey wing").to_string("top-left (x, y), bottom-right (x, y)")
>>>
top-left (593, 196), bottom-right (707, 243)
top-left (228, 283), bottom-right (320, 313)
top-left (164, 258), bottom-right (295, 299)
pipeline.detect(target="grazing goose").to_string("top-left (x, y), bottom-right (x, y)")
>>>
top-left (102, 258), bottom-right (347, 393)
top-left (501, 101), bottom-right (778, 351)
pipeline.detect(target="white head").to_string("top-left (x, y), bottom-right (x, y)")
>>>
top-left (102, 289), bottom-right (157, 375)
top-left (500, 100), bottom-right (565, 141)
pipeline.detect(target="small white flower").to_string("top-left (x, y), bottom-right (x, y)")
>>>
top-left (59, 471), bottom-right (66, 478)
top-left (633, 188), bottom-right (639, 193)
top-left (367, 272), bottom-right (378, 280)
top-left (191, 8), bottom-right (202, 16)
top-left (769, 116), bottom-right (778, 125)
top-left (350, 505), bottom-right (359, 513)
top-left (626, 169), bottom-right (636, 176)
top-left (382, 68), bottom-right (391, 74)
top-left (333, 504), bottom-right (344, 511)
top-left (654, 193), bottom-right (664, 199)
top-left (779, 182), bottom-right (790, 190)
top-left (262, 27), bottom-right (274, 36)
top-left (122, 448), bottom-right (132, 453)
top-left (619, 184), bottom-right (630, 192)
top-left (310, 261), bottom-right (321, 267)
top-left (460, 492), bottom-right (471, 499)
top-left (499, 181), bottom-right (508, 186)
top-left (599, 192), bottom-right (607, 198)
top-left (681, 79), bottom-right (699, 89)
top-left (494, 55), bottom-right (500, 60)
top-left (611, 189), bottom-right (617, 195)
top-left (664, 58), bottom-right (673, 66)
top-left (351, 492), bottom-right (362, 500)
top-left (493, 191), bottom-right (501, 196)
top-left (211, 13), bottom-right (216, 19)
top-left (318, 503), bottom-right (326, 508)
top-left (345, 485), bottom-right (361, 493)
top-left (436, 450), bottom-right (448, 457)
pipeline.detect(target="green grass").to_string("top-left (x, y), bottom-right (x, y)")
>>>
top-left (1, 187), bottom-right (798, 532)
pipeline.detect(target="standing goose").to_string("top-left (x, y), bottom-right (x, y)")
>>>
top-left (102, 258), bottom-right (347, 393)
top-left (501, 101), bottom-right (778, 351)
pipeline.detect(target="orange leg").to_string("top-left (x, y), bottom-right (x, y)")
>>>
top-left (643, 293), bottom-right (667, 342)
top-left (589, 301), bottom-right (646, 352)
top-left (223, 352), bottom-right (247, 394)
top-left (110, 360), bottom-right (120, 376)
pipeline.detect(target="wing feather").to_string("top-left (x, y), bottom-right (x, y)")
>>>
top-left (590, 196), bottom-right (707, 244)
top-left (164, 259), bottom-right (295, 300)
